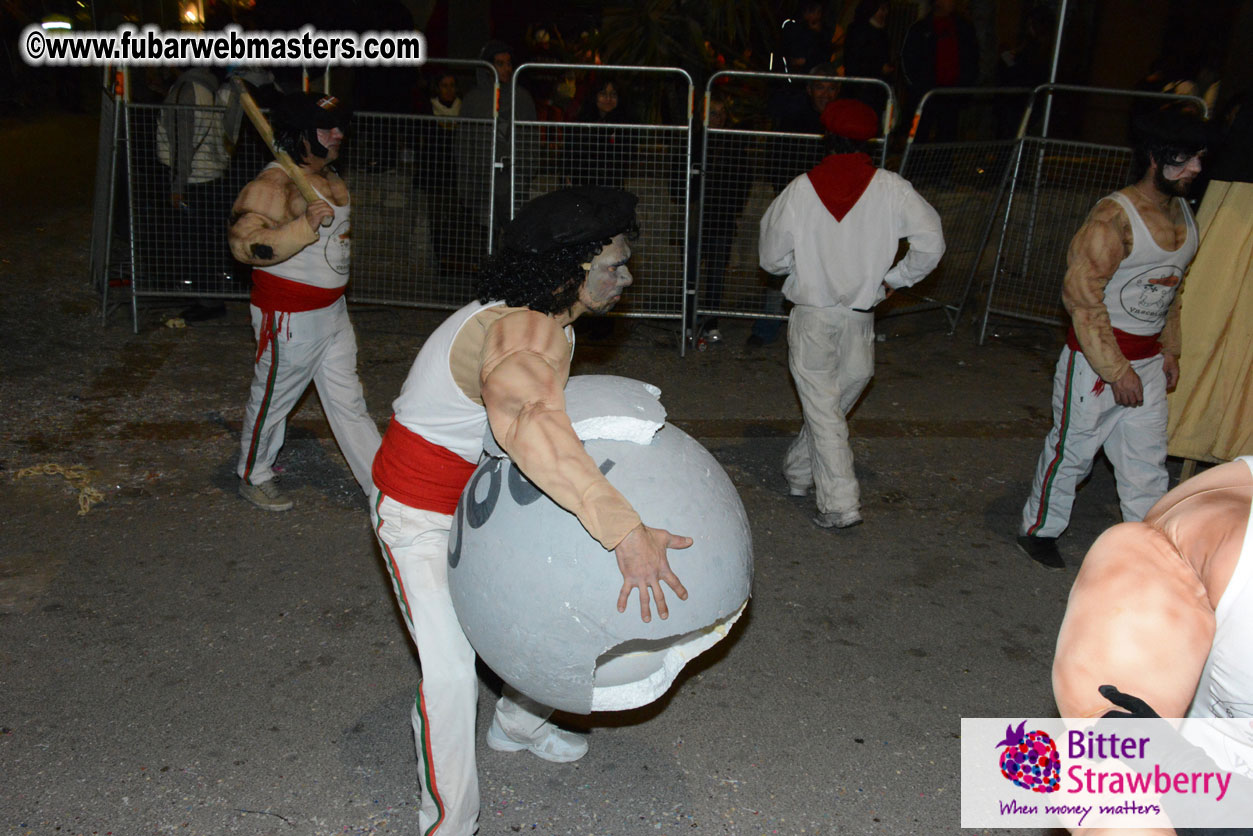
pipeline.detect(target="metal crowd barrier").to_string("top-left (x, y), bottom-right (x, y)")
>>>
top-left (347, 59), bottom-right (497, 310)
top-left (91, 74), bottom-right (123, 321)
top-left (692, 71), bottom-right (893, 340)
top-left (121, 100), bottom-right (266, 330)
top-left (511, 63), bottom-right (695, 346)
top-left (108, 60), bottom-right (497, 331)
top-left (895, 86), bottom-right (1033, 329)
top-left (980, 84), bottom-right (1208, 344)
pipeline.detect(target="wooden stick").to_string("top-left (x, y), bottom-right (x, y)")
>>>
top-left (232, 80), bottom-right (324, 212)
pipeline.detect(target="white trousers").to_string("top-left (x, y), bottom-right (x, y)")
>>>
top-left (1020, 347), bottom-right (1169, 538)
top-left (237, 298), bottom-right (381, 494)
top-left (371, 491), bottom-right (556, 836)
top-left (783, 304), bottom-right (875, 516)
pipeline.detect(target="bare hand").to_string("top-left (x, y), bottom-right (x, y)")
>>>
top-left (304, 198), bottom-right (334, 230)
top-left (613, 524), bottom-right (692, 623)
top-left (1111, 367), bottom-right (1144, 407)
top-left (1161, 353), bottom-right (1180, 393)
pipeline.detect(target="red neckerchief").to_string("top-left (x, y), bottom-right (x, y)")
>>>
top-left (805, 152), bottom-right (877, 222)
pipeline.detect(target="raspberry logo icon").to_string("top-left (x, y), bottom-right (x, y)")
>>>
top-left (995, 721), bottom-right (1061, 793)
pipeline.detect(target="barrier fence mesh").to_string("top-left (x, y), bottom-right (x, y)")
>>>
top-left (696, 130), bottom-right (824, 322)
top-left (693, 71), bottom-right (892, 329)
top-left (893, 88), bottom-right (1032, 325)
top-left (124, 102), bottom-right (265, 302)
top-left (977, 85), bottom-right (1206, 342)
top-left (987, 138), bottom-right (1132, 328)
top-left (105, 78), bottom-right (1202, 347)
top-left (346, 109), bottom-right (496, 309)
top-left (512, 65), bottom-right (693, 323)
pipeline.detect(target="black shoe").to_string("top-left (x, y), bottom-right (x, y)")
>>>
top-left (1017, 534), bottom-right (1063, 569)
top-left (180, 301), bottom-right (227, 322)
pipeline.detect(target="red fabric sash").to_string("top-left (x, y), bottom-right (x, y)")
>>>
top-left (251, 268), bottom-right (346, 312)
top-left (250, 269), bottom-right (347, 363)
top-left (1066, 326), bottom-right (1162, 361)
top-left (805, 153), bottom-right (877, 222)
top-left (1067, 327), bottom-right (1162, 395)
top-left (372, 417), bottom-right (477, 515)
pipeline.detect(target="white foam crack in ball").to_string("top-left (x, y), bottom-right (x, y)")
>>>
top-left (450, 375), bottom-right (753, 714)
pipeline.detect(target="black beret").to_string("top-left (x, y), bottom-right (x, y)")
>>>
top-left (501, 187), bottom-right (639, 255)
top-left (273, 91), bottom-right (351, 133)
top-left (1132, 106), bottom-right (1211, 152)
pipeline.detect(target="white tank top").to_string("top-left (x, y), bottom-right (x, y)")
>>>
top-left (261, 162), bottom-right (351, 289)
top-left (1100, 191), bottom-right (1197, 335)
top-left (390, 300), bottom-right (575, 463)
top-left (1182, 456), bottom-right (1253, 773)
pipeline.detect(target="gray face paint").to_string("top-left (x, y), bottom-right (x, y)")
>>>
top-left (579, 234), bottom-right (633, 314)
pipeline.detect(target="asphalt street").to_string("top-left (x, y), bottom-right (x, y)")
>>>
top-left (0, 112), bottom-right (1160, 836)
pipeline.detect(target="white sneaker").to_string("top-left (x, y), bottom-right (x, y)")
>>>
top-left (813, 509), bottom-right (862, 529)
top-left (787, 482), bottom-right (811, 497)
top-left (486, 715), bottom-right (588, 763)
top-left (239, 478), bottom-right (293, 512)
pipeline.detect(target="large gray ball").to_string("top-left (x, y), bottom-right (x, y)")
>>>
top-left (447, 376), bottom-right (752, 714)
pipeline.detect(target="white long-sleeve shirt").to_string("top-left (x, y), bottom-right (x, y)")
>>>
top-left (759, 167), bottom-right (945, 310)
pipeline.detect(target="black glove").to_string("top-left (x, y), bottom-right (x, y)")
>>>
top-left (1100, 684), bottom-right (1161, 719)
top-left (1098, 685), bottom-right (1253, 835)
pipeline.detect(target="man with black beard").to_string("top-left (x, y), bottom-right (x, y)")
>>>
top-left (1017, 107), bottom-right (1209, 569)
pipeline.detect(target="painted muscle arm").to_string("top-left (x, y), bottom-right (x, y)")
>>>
top-left (227, 172), bottom-right (319, 265)
top-left (1159, 291), bottom-right (1183, 358)
top-left (1052, 522), bottom-right (1215, 720)
top-left (480, 310), bottom-right (642, 550)
top-left (1061, 199), bottom-right (1133, 382)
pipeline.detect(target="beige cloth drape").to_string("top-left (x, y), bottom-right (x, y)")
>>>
top-left (1166, 180), bottom-right (1253, 462)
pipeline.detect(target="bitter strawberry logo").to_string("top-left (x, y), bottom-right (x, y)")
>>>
top-left (996, 721), bottom-right (1061, 793)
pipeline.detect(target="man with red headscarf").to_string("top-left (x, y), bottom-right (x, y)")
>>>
top-left (759, 99), bottom-right (945, 529)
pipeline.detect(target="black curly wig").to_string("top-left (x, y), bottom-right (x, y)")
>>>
top-left (473, 220), bottom-right (640, 315)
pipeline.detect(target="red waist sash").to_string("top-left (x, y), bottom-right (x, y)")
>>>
top-left (372, 417), bottom-right (477, 515)
top-left (251, 268), bottom-right (346, 312)
top-left (250, 269), bottom-right (347, 362)
top-left (1066, 326), bottom-right (1162, 361)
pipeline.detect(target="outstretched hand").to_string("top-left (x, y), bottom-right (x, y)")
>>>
top-left (613, 524), bottom-right (692, 623)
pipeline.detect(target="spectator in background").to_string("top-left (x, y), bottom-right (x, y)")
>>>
top-left (997, 4), bottom-right (1053, 88)
top-left (569, 77), bottom-right (637, 190)
top-left (901, 0), bottom-right (979, 142)
top-left (156, 66), bottom-right (237, 321)
top-left (461, 40), bottom-right (537, 238)
top-left (771, 63), bottom-right (841, 136)
top-left (780, 1), bottom-right (836, 75)
top-left (842, 0), bottom-right (894, 119)
top-left (996, 4), bottom-right (1053, 137)
top-left (415, 71), bottom-right (465, 273)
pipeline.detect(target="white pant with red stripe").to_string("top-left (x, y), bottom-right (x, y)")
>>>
top-left (237, 298), bottom-right (381, 494)
top-left (370, 491), bottom-right (557, 836)
top-left (1020, 347), bottom-right (1169, 539)
top-left (783, 304), bottom-right (876, 516)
